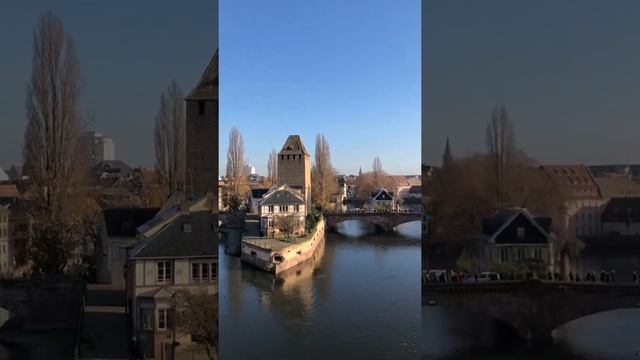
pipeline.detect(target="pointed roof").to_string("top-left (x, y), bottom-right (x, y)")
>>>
top-left (260, 185), bottom-right (305, 206)
top-left (476, 208), bottom-right (553, 244)
top-left (186, 49), bottom-right (218, 101)
top-left (278, 135), bottom-right (309, 156)
top-left (442, 137), bottom-right (453, 166)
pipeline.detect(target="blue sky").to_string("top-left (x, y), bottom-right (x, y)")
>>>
top-left (0, 0), bottom-right (217, 168)
top-left (423, 0), bottom-right (640, 166)
top-left (219, 0), bottom-right (421, 176)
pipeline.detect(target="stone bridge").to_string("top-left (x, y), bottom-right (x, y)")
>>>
top-left (0, 278), bottom-right (85, 330)
top-left (423, 280), bottom-right (640, 343)
top-left (324, 211), bottom-right (421, 232)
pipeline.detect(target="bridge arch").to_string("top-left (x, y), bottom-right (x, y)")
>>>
top-left (423, 280), bottom-right (640, 343)
top-left (323, 212), bottom-right (421, 233)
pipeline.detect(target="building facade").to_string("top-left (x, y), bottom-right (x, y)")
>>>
top-left (0, 206), bottom-right (10, 275)
top-left (259, 185), bottom-right (307, 237)
top-left (540, 165), bottom-right (604, 238)
top-left (127, 207), bottom-right (218, 359)
top-left (471, 208), bottom-right (555, 274)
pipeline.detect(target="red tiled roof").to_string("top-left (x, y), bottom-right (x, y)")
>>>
top-left (540, 165), bottom-right (600, 199)
top-left (0, 184), bottom-right (19, 198)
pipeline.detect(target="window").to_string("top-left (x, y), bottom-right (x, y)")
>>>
top-left (191, 262), bottom-right (214, 283)
top-left (192, 263), bottom-right (200, 282)
top-left (202, 263), bottom-right (210, 281)
top-left (268, 205), bottom-right (274, 213)
top-left (516, 227), bottom-right (525, 239)
top-left (534, 249), bottom-right (542, 260)
top-left (268, 219), bottom-right (273, 227)
top-left (158, 309), bottom-right (168, 330)
top-left (280, 205), bottom-right (288, 212)
top-left (517, 248), bottom-right (525, 261)
top-left (142, 309), bottom-right (153, 330)
top-left (157, 261), bottom-right (172, 283)
top-left (182, 222), bottom-right (192, 233)
top-left (500, 248), bottom-right (508, 263)
top-left (198, 101), bottom-right (206, 115)
top-left (294, 205), bottom-right (300, 212)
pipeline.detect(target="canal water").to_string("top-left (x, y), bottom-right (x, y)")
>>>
top-left (422, 247), bottom-right (640, 360)
top-left (220, 220), bottom-right (421, 360)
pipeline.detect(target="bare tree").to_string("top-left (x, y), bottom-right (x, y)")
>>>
top-left (267, 148), bottom-right (278, 186)
top-left (153, 80), bottom-right (185, 197)
top-left (275, 214), bottom-right (298, 239)
top-left (372, 156), bottom-right (383, 186)
top-left (23, 11), bottom-right (87, 274)
top-left (311, 134), bottom-right (337, 209)
top-left (486, 105), bottom-right (515, 209)
top-left (173, 290), bottom-right (218, 360)
top-left (225, 127), bottom-right (248, 208)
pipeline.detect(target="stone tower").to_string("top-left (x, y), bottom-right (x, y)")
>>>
top-left (186, 49), bottom-right (218, 203)
top-left (277, 135), bottom-right (311, 207)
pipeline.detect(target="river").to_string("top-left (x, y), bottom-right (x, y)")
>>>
top-left (220, 220), bottom-right (422, 360)
top-left (422, 246), bottom-right (640, 360)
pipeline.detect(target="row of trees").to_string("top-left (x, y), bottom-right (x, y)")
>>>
top-left (426, 105), bottom-right (583, 274)
top-left (22, 11), bottom-right (190, 274)
top-left (221, 127), bottom-right (396, 211)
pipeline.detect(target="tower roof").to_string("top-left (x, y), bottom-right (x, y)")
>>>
top-left (279, 135), bottom-right (309, 156)
top-left (186, 49), bottom-right (218, 101)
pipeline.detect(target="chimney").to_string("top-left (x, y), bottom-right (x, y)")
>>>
top-left (179, 199), bottom-right (190, 215)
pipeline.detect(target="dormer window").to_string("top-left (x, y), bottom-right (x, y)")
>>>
top-left (516, 226), bottom-right (525, 239)
top-left (182, 222), bottom-right (192, 233)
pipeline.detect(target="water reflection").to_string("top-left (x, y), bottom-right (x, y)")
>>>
top-left (221, 219), bottom-right (421, 360)
top-left (422, 249), bottom-right (640, 360)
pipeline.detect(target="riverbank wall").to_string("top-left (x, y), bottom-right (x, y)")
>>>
top-left (241, 218), bottom-right (325, 274)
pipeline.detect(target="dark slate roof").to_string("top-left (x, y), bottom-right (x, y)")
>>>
top-left (131, 211), bottom-right (217, 259)
top-left (479, 208), bottom-right (551, 239)
top-left (371, 189), bottom-right (394, 201)
top-left (103, 208), bottom-right (159, 237)
top-left (251, 188), bottom-right (269, 199)
top-left (601, 197), bottom-right (640, 223)
top-left (279, 135), bottom-right (309, 156)
top-left (186, 49), bottom-right (218, 101)
top-left (261, 188), bottom-right (305, 206)
top-left (93, 160), bottom-right (134, 179)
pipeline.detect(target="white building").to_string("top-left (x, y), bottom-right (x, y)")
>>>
top-left (244, 164), bottom-right (256, 176)
top-left (77, 131), bottom-right (116, 166)
top-left (126, 198), bottom-right (217, 359)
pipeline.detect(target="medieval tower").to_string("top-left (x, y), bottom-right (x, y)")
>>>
top-left (277, 135), bottom-right (311, 207)
top-left (186, 49), bottom-right (218, 202)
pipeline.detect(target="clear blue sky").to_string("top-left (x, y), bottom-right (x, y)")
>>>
top-left (219, 0), bottom-right (421, 176)
top-left (0, 0), bottom-right (217, 169)
top-left (424, 0), bottom-right (640, 166)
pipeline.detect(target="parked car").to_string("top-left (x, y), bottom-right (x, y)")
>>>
top-left (477, 271), bottom-right (501, 281)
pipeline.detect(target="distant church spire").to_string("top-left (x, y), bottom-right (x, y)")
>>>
top-left (358, 167), bottom-right (362, 177)
top-left (442, 136), bottom-right (453, 168)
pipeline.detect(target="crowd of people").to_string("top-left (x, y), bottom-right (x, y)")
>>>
top-left (422, 269), bottom-right (640, 285)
